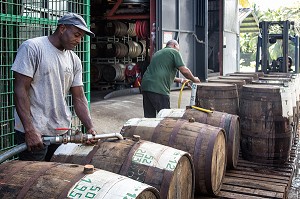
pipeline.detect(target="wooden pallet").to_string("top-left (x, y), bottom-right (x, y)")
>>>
top-left (195, 143), bottom-right (297, 199)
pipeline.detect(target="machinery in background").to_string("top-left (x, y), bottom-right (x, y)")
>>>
top-left (255, 20), bottom-right (300, 73)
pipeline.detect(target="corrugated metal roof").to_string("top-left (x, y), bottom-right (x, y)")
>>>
top-left (239, 8), bottom-right (259, 33)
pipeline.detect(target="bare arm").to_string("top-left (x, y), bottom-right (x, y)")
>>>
top-left (13, 72), bottom-right (43, 151)
top-left (70, 86), bottom-right (96, 135)
top-left (176, 66), bottom-right (201, 83)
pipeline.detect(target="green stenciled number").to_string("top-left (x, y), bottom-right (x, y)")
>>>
top-left (85, 192), bottom-right (96, 199)
top-left (75, 184), bottom-right (88, 192)
top-left (142, 154), bottom-right (153, 164)
top-left (132, 149), bottom-right (147, 163)
top-left (69, 191), bottom-right (82, 198)
top-left (134, 152), bottom-right (145, 158)
top-left (136, 149), bottom-right (146, 154)
top-left (166, 162), bottom-right (176, 170)
top-left (132, 156), bottom-right (142, 163)
top-left (90, 186), bottom-right (101, 192)
top-left (123, 193), bottom-right (137, 199)
top-left (81, 178), bottom-right (92, 183)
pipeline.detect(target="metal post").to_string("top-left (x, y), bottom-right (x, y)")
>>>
top-left (261, 21), bottom-right (269, 73)
top-left (295, 36), bottom-right (299, 73)
top-left (256, 35), bottom-right (262, 72)
top-left (156, 0), bottom-right (162, 50)
top-left (282, 20), bottom-right (290, 73)
top-left (195, 0), bottom-right (208, 81)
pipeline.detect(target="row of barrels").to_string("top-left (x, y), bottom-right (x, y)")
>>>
top-left (0, 160), bottom-right (160, 198)
top-left (91, 63), bottom-right (126, 83)
top-left (2, 72), bottom-right (295, 198)
top-left (51, 108), bottom-right (239, 197)
top-left (194, 72), bottom-right (300, 165)
top-left (0, 108), bottom-right (239, 198)
top-left (91, 40), bottom-right (146, 59)
top-left (91, 62), bottom-right (142, 83)
top-left (91, 20), bottom-right (150, 39)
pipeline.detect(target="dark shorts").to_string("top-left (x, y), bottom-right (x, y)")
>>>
top-left (15, 130), bottom-right (61, 161)
top-left (142, 91), bottom-right (170, 118)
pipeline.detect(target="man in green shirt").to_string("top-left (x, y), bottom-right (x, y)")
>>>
top-left (141, 39), bottom-right (200, 118)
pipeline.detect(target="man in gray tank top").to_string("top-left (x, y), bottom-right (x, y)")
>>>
top-left (11, 13), bottom-right (97, 161)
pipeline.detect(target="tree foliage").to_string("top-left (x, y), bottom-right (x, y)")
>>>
top-left (240, 3), bottom-right (300, 66)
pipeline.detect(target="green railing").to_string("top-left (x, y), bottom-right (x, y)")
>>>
top-left (0, 0), bottom-right (91, 153)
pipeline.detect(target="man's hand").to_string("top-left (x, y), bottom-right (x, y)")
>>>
top-left (86, 128), bottom-right (99, 145)
top-left (181, 79), bottom-right (192, 88)
top-left (24, 129), bottom-right (44, 151)
top-left (193, 77), bottom-right (201, 83)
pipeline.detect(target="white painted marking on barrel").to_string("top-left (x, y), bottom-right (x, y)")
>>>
top-left (68, 170), bottom-right (154, 198)
top-left (132, 141), bottom-right (185, 171)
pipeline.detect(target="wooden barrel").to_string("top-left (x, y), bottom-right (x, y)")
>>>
top-left (266, 72), bottom-right (293, 78)
top-left (219, 76), bottom-right (254, 84)
top-left (257, 76), bottom-right (299, 138)
top-left (90, 63), bottom-right (104, 84)
top-left (105, 21), bottom-right (128, 37)
top-left (127, 40), bottom-right (142, 58)
top-left (240, 84), bottom-right (293, 164)
top-left (227, 72), bottom-right (259, 80)
top-left (90, 22), bottom-right (102, 36)
top-left (207, 78), bottom-right (246, 98)
top-left (102, 63), bottom-right (126, 82)
top-left (138, 40), bottom-right (147, 55)
top-left (291, 74), bottom-right (300, 130)
top-left (106, 42), bottom-right (129, 58)
top-left (194, 82), bottom-right (239, 115)
top-left (259, 77), bottom-right (292, 83)
top-left (252, 79), bottom-right (290, 86)
top-left (0, 160), bottom-right (160, 199)
top-left (234, 71), bottom-right (264, 77)
top-left (51, 139), bottom-right (194, 199)
top-left (91, 42), bottom-right (107, 58)
top-left (127, 22), bottom-right (136, 36)
top-left (90, 42), bottom-right (99, 58)
top-left (252, 79), bottom-right (300, 134)
top-left (120, 118), bottom-right (226, 196)
top-left (157, 108), bottom-right (240, 169)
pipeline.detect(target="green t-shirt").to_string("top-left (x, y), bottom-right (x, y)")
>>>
top-left (141, 47), bottom-right (185, 95)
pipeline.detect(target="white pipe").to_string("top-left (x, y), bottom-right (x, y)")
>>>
top-left (93, 133), bottom-right (124, 140)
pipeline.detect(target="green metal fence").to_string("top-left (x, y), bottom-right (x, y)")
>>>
top-left (0, 0), bottom-right (91, 153)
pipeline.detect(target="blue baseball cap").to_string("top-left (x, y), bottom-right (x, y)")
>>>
top-left (58, 13), bottom-right (95, 37)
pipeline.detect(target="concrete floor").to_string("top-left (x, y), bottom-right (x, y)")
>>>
top-left (90, 88), bottom-right (191, 134)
